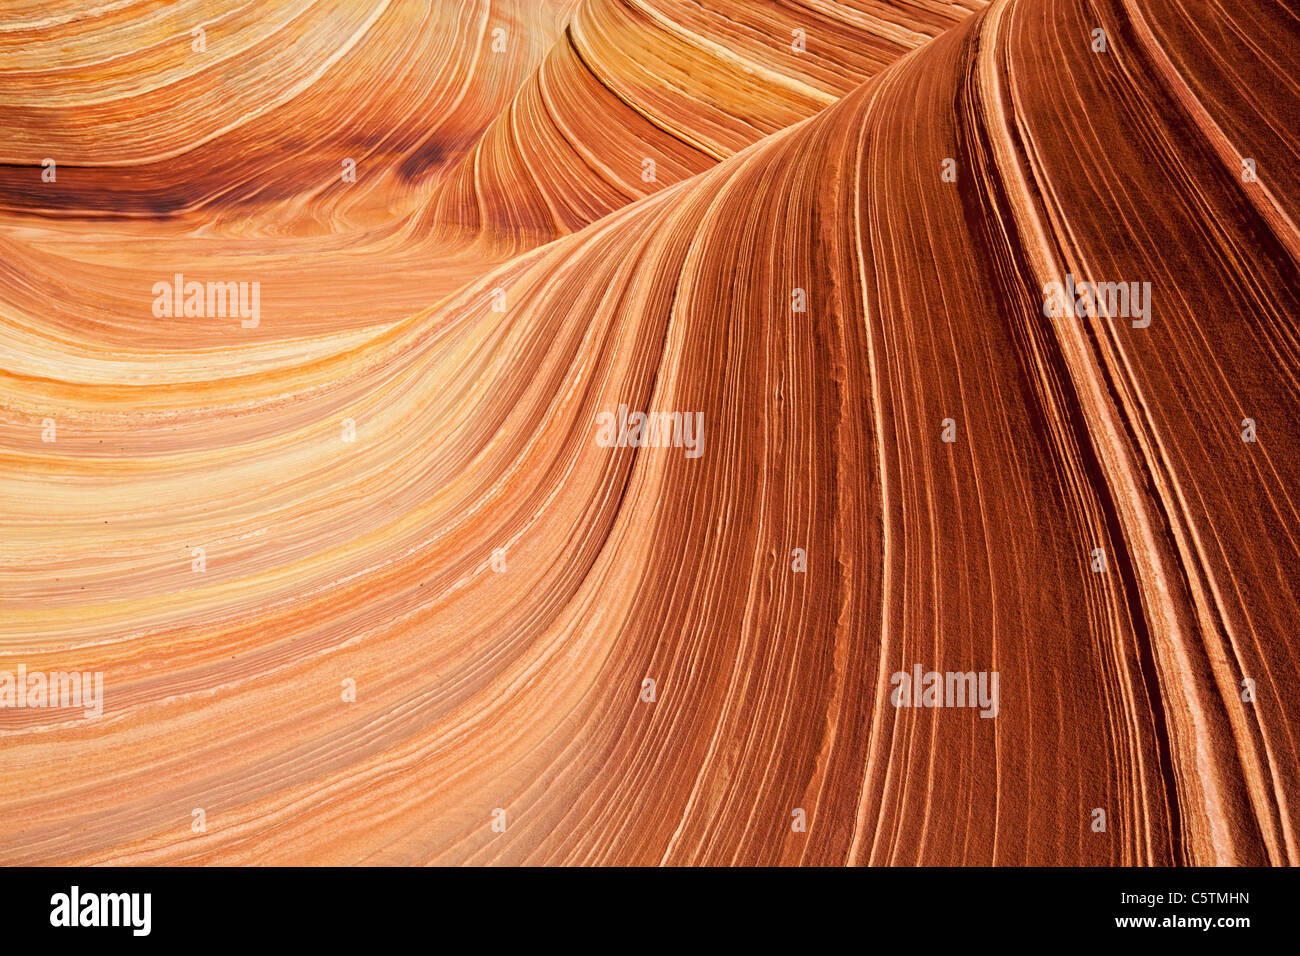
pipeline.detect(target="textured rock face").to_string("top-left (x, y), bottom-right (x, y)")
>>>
top-left (0, 0), bottom-right (1297, 866)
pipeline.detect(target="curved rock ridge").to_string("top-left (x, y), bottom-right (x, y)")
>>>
top-left (0, 0), bottom-right (1297, 866)
top-left (422, 0), bottom-right (990, 242)
top-left (0, 1), bottom-right (976, 358)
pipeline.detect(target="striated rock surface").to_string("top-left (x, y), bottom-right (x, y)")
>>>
top-left (0, 0), bottom-right (1296, 865)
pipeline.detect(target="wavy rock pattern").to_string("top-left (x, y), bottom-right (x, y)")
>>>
top-left (0, 0), bottom-right (1297, 865)
top-left (423, 0), bottom-right (987, 242)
